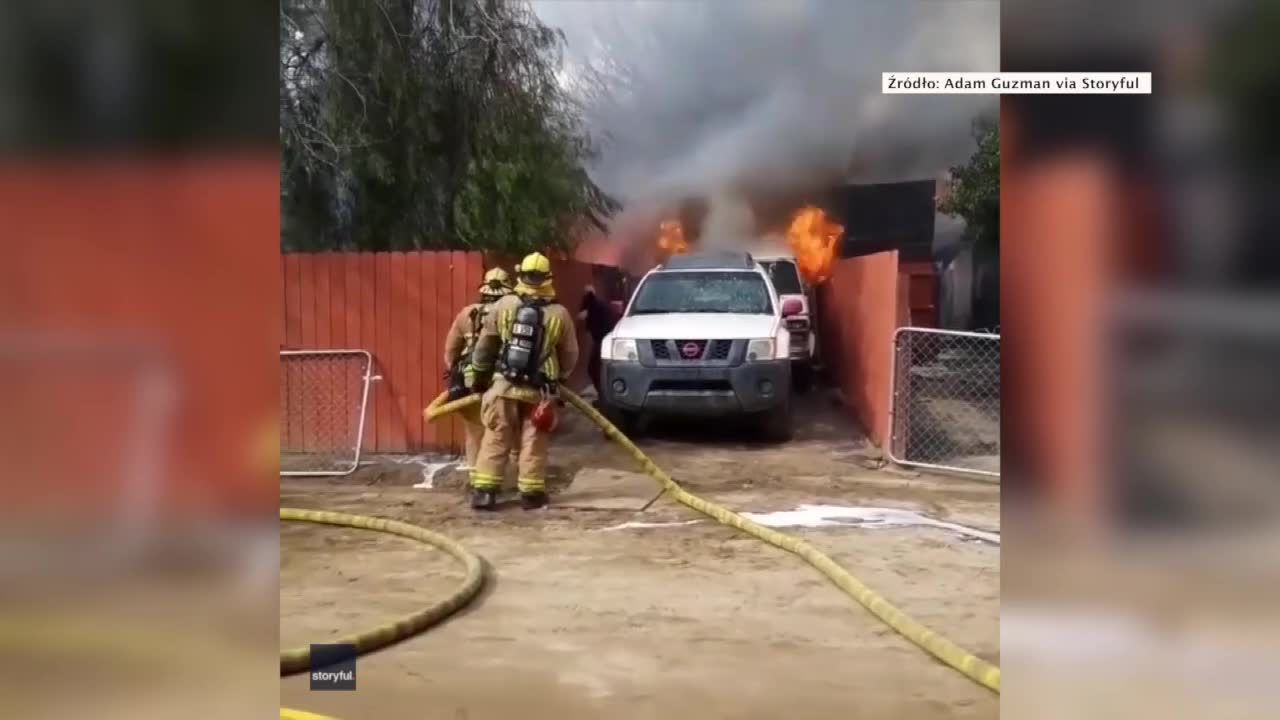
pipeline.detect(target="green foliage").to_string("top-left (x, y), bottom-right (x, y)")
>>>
top-left (1210, 2), bottom-right (1280, 171)
top-left (280, 0), bottom-right (618, 252)
top-left (938, 118), bottom-right (999, 253)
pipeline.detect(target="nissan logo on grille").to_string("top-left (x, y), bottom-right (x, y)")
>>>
top-left (681, 342), bottom-right (701, 359)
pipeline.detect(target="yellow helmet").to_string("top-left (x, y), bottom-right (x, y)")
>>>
top-left (514, 252), bottom-right (553, 287)
top-left (479, 267), bottom-right (512, 297)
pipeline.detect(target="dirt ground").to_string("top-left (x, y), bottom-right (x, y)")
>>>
top-left (281, 390), bottom-right (999, 719)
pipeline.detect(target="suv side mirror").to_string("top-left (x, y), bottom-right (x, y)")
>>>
top-left (780, 297), bottom-right (804, 317)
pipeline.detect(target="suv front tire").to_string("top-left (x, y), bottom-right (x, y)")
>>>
top-left (792, 363), bottom-right (814, 393)
top-left (601, 397), bottom-right (645, 438)
top-left (757, 394), bottom-right (794, 443)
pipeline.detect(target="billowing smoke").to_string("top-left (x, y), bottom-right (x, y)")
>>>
top-left (534, 0), bottom-right (998, 255)
top-left (700, 189), bottom-right (757, 249)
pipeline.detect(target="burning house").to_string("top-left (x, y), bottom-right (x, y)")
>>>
top-left (635, 178), bottom-right (992, 331)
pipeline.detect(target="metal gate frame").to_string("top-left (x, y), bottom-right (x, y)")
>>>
top-left (279, 349), bottom-right (377, 477)
top-left (886, 327), bottom-right (1001, 478)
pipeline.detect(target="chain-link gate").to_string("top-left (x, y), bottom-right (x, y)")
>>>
top-left (279, 350), bottom-right (375, 476)
top-left (888, 328), bottom-right (1000, 477)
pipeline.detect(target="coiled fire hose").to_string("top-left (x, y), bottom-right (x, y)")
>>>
top-left (425, 388), bottom-right (1001, 694)
top-left (279, 508), bottom-right (486, 720)
top-left (279, 508), bottom-right (485, 676)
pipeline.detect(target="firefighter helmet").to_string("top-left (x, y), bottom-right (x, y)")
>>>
top-left (479, 267), bottom-right (512, 297)
top-left (514, 252), bottom-right (553, 288)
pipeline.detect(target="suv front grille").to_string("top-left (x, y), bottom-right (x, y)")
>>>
top-left (649, 339), bottom-right (733, 362)
top-left (650, 379), bottom-right (732, 392)
top-left (673, 340), bottom-right (708, 360)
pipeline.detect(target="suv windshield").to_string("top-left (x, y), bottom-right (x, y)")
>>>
top-left (629, 271), bottom-right (773, 315)
top-left (760, 260), bottom-right (803, 295)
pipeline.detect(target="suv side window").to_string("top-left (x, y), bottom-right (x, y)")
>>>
top-left (761, 260), bottom-right (804, 296)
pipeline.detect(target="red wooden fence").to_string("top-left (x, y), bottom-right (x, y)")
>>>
top-left (281, 251), bottom-right (485, 454)
top-left (899, 261), bottom-right (939, 328)
top-left (817, 250), bottom-right (909, 448)
top-left (280, 251), bottom-right (615, 455)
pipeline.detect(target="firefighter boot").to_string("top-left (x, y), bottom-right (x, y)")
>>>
top-left (520, 490), bottom-right (548, 510)
top-left (470, 488), bottom-right (498, 511)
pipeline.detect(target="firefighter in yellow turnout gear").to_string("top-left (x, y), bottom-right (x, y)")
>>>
top-left (442, 267), bottom-right (513, 468)
top-left (465, 252), bottom-right (578, 510)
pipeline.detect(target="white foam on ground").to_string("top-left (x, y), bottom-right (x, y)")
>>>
top-left (599, 505), bottom-right (998, 544)
top-left (382, 455), bottom-right (460, 489)
top-left (742, 505), bottom-right (1000, 544)
top-left (599, 519), bottom-right (703, 532)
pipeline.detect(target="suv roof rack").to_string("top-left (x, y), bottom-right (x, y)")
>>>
top-left (660, 250), bottom-right (755, 271)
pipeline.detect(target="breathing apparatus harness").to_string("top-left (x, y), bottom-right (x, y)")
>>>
top-left (498, 295), bottom-right (554, 395)
top-left (446, 275), bottom-right (510, 401)
top-left (501, 290), bottom-right (561, 433)
top-left (446, 302), bottom-right (492, 402)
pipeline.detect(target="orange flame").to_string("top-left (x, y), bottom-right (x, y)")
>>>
top-left (785, 206), bottom-right (843, 284)
top-left (656, 219), bottom-right (689, 259)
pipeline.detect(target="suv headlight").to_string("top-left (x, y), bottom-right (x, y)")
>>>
top-left (611, 338), bottom-right (639, 362)
top-left (745, 338), bottom-right (775, 362)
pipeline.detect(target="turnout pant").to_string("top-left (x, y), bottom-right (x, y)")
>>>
top-left (460, 402), bottom-right (483, 469)
top-left (469, 391), bottom-right (549, 494)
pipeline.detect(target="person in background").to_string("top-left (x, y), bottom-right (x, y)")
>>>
top-left (577, 284), bottom-right (615, 397)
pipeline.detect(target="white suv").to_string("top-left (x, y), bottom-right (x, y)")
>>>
top-left (599, 251), bottom-right (801, 441)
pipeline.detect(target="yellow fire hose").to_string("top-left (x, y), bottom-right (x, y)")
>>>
top-left (425, 388), bottom-right (1001, 693)
top-left (281, 709), bottom-right (340, 720)
top-left (279, 508), bottom-right (486, 720)
top-left (279, 508), bottom-right (485, 675)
